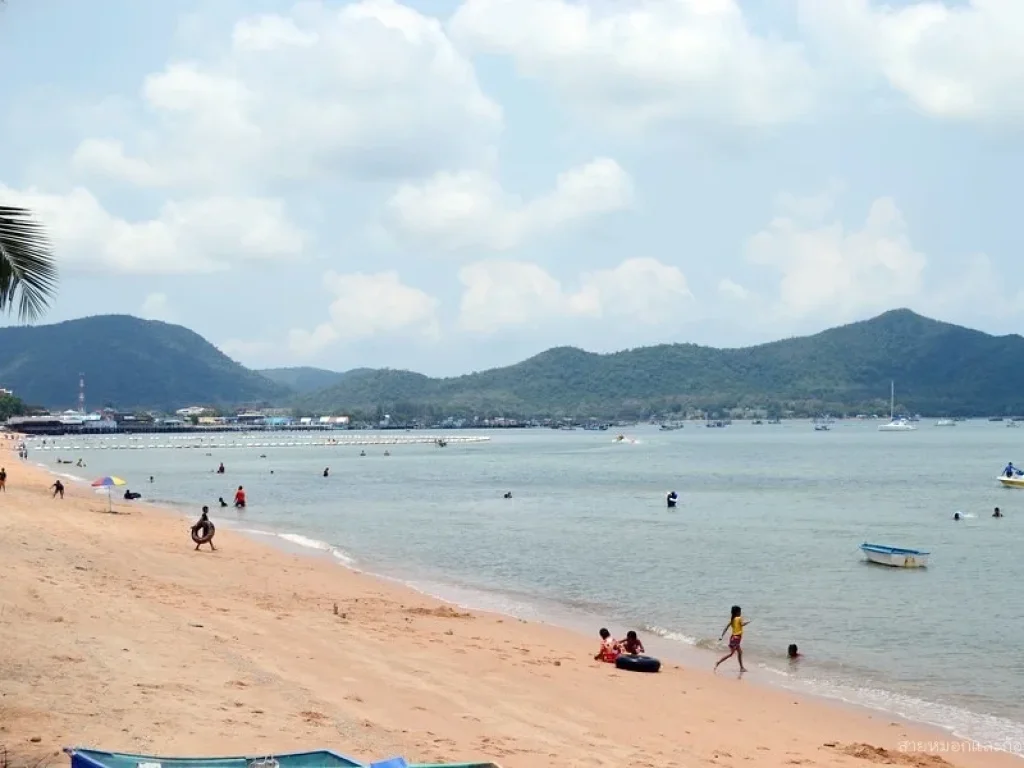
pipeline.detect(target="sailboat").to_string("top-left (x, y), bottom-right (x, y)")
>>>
top-left (878, 381), bottom-right (916, 432)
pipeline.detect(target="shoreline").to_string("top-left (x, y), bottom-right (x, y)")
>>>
top-left (2, 448), bottom-right (1022, 767)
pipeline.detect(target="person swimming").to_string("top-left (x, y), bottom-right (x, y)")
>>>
top-left (503, 491), bottom-right (512, 499)
top-left (993, 506), bottom-right (1004, 518)
top-left (954, 511), bottom-right (961, 521)
top-left (788, 643), bottom-right (800, 659)
top-left (666, 491), bottom-right (678, 508)
top-left (123, 489), bottom-right (142, 500)
top-left (323, 467), bottom-right (330, 477)
top-left (218, 497), bottom-right (228, 508)
top-left (620, 630), bottom-right (644, 656)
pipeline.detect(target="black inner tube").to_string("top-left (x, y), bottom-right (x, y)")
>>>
top-left (191, 521), bottom-right (215, 544)
top-left (614, 654), bottom-right (661, 673)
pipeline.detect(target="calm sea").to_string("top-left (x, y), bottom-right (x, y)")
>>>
top-left (28, 422), bottom-right (1024, 752)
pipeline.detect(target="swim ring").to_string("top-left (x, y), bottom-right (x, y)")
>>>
top-left (614, 654), bottom-right (661, 673)
top-left (191, 521), bottom-right (216, 545)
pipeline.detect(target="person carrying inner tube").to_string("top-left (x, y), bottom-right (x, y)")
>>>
top-left (666, 491), bottom-right (678, 508)
top-left (191, 506), bottom-right (216, 551)
top-left (234, 485), bottom-right (246, 509)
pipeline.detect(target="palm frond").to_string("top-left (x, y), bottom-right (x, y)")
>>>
top-left (0, 205), bottom-right (58, 321)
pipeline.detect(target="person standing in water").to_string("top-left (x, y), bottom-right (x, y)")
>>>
top-left (993, 507), bottom-right (1004, 518)
top-left (323, 467), bottom-right (329, 477)
top-left (217, 462), bottom-right (225, 474)
top-left (233, 485), bottom-right (246, 508)
top-left (715, 605), bottom-right (750, 673)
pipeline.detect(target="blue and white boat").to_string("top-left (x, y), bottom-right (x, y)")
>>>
top-left (860, 543), bottom-right (930, 568)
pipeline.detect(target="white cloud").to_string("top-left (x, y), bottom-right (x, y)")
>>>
top-left (449, 0), bottom-right (817, 131)
top-left (140, 293), bottom-right (175, 322)
top-left (798, 0), bottom-right (1024, 123)
top-left (288, 270), bottom-right (440, 356)
top-left (457, 257), bottom-right (691, 333)
top-left (384, 157), bottom-right (632, 251)
top-left (73, 0), bottom-right (502, 192)
top-left (718, 278), bottom-right (750, 301)
top-left (745, 190), bottom-right (926, 324)
top-left (0, 186), bottom-right (308, 275)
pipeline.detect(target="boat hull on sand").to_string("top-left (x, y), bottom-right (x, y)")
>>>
top-left (65, 749), bottom-right (499, 768)
top-left (860, 543), bottom-right (929, 568)
top-left (997, 475), bottom-right (1024, 488)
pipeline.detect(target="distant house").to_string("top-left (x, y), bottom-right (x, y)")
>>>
top-left (0, 387), bottom-right (13, 397)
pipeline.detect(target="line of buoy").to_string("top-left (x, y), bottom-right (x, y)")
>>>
top-left (26, 435), bottom-right (490, 451)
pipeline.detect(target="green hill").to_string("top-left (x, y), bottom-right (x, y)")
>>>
top-left (297, 309), bottom-right (1024, 418)
top-left (0, 315), bottom-right (289, 410)
top-left (258, 366), bottom-right (346, 395)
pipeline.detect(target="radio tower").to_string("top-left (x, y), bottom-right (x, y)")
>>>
top-left (78, 372), bottom-right (86, 414)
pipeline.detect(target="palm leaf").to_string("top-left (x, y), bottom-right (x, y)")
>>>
top-left (0, 205), bottom-right (58, 321)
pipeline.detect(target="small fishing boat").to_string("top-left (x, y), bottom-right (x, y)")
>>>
top-left (860, 543), bottom-right (930, 568)
top-left (65, 748), bottom-right (499, 768)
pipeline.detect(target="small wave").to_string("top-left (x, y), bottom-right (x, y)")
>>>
top-left (642, 623), bottom-right (701, 647)
top-left (237, 528), bottom-right (357, 567)
top-left (763, 666), bottom-right (1024, 756)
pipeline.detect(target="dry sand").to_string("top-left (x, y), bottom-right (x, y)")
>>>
top-left (0, 444), bottom-right (1019, 768)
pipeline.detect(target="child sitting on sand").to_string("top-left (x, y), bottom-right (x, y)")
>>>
top-left (594, 628), bottom-right (620, 663)
top-left (620, 630), bottom-right (645, 656)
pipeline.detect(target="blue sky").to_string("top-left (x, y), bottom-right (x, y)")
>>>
top-left (2, 0), bottom-right (1022, 376)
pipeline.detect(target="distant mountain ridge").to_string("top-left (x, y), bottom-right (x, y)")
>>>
top-left (3, 310), bottom-right (1023, 417)
top-left (0, 315), bottom-right (288, 410)
top-left (296, 310), bottom-right (1024, 417)
top-left (258, 366), bottom-right (346, 395)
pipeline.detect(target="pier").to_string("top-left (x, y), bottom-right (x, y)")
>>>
top-left (23, 433), bottom-right (490, 452)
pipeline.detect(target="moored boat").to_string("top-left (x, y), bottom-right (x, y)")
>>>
top-left (860, 543), bottom-right (929, 568)
top-left (934, 419), bottom-right (956, 427)
top-left (878, 381), bottom-right (916, 431)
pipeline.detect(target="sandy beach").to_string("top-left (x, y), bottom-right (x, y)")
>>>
top-left (0, 447), bottom-right (1019, 768)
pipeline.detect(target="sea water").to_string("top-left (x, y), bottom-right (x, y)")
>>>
top-left (28, 422), bottom-right (1024, 752)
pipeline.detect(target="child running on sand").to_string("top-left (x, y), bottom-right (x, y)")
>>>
top-left (51, 480), bottom-right (64, 499)
top-left (714, 605), bottom-right (750, 673)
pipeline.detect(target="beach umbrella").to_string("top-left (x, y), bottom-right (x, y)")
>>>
top-left (91, 475), bottom-right (126, 512)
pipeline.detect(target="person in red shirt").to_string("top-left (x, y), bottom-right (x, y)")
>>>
top-left (233, 485), bottom-right (246, 509)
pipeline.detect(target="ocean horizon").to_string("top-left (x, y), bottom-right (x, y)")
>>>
top-left (25, 421), bottom-right (1024, 755)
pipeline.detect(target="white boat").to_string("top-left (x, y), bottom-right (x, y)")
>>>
top-left (860, 543), bottom-right (930, 568)
top-left (878, 381), bottom-right (916, 431)
top-left (935, 419), bottom-right (956, 427)
top-left (997, 474), bottom-right (1024, 488)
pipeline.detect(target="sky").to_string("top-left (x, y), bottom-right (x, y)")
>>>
top-left (1, 0), bottom-right (1023, 376)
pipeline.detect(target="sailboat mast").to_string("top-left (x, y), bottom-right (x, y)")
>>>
top-left (890, 380), bottom-right (895, 420)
